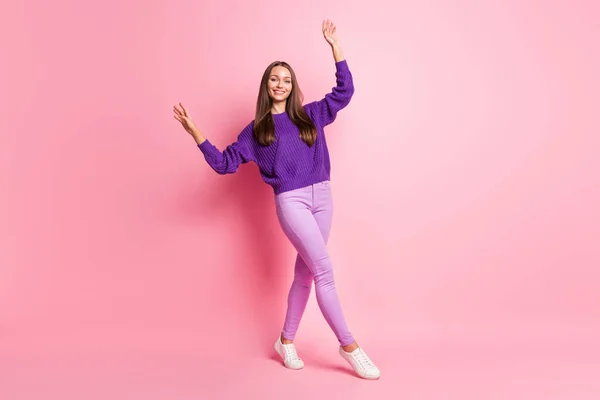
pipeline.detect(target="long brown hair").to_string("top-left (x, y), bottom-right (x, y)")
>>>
top-left (253, 61), bottom-right (317, 147)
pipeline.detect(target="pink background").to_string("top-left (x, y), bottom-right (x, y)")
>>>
top-left (1, 0), bottom-right (599, 398)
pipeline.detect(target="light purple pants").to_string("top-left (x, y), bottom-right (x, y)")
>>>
top-left (275, 180), bottom-right (354, 346)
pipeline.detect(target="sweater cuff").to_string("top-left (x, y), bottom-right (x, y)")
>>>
top-left (335, 59), bottom-right (348, 70)
top-left (197, 139), bottom-right (211, 152)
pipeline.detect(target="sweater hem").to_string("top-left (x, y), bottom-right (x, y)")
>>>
top-left (271, 174), bottom-right (331, 195)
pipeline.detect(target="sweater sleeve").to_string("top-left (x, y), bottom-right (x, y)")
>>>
top-left (197, 123), bottom-right (255, 174)
top-left (306, 60), bottom-right (355, 127)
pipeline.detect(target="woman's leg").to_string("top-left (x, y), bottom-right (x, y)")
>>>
top-left (281, 204), bottom-right (334, 342)
top-left (280, 255), bottom-right (313, 341)
top-left (275, 183), bottom-right (354, 346)
top-left (274, 183), bottom-right (381, 379)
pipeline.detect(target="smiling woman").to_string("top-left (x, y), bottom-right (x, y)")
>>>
top-left (253, 61), bottom-right (317, 147)
top-left (172, 19), bottom-right (381, 380)
top-left (268, 65), bottom-right (292, 108)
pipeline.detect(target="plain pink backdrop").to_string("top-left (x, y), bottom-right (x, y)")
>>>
top-left (1, 0), bottom-right (599, 398)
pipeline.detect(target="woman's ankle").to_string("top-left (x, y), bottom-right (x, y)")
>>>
top-left (281, 333), bottom-right (294, 345)
top-left (341, 341), bottom-right (359, 352)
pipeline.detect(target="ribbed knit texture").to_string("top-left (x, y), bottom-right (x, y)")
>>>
top-left (197, 60), bottom-right (354, 195)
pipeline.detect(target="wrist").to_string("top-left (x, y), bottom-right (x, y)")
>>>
top-left (191, 129), bottom-right (205, 145)
top-left (331, 44), bottom-right (344, 62)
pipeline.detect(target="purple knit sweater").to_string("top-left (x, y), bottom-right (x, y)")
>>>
top-left (198, 60), bottom-right (354, 194)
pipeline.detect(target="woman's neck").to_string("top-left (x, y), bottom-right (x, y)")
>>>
top-left (271, 101), bottom-right (287, 115)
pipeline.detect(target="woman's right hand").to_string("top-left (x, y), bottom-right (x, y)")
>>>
top-left (173, 102), bottom-right (205, 144)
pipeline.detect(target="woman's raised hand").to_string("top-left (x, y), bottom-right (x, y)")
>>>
top-left (322, 19), bottom-right (339, 47)
top-left (173, 102), bottom-right (205, 144)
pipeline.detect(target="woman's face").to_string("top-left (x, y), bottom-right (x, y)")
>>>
top-left (267, 66), bottom-right (292, 103)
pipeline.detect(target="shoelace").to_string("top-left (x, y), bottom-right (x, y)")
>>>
top-left (283, 345), bottom-right (300, 361)
top-left (352, 349), bottom-right (375, 370)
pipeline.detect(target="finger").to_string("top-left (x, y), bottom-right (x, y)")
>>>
top-left (179, 102), bottom-right (189, 117)
top-left (174, 103), bottom-right (182, 116)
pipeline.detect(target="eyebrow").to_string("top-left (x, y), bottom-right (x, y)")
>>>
top-left (270, 75), bottom-right (292, 79)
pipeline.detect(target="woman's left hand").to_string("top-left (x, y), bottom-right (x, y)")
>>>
top-left (322, 19), bottom-right (339, 47)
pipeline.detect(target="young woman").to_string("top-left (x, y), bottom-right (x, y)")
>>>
top-left (173, 20), bottom-right (380, 380)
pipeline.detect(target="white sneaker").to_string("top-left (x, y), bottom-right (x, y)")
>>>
top-left (339, 346), bottom-right (380, 379)
top-left (274, 336), bottom-right (304, 370)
